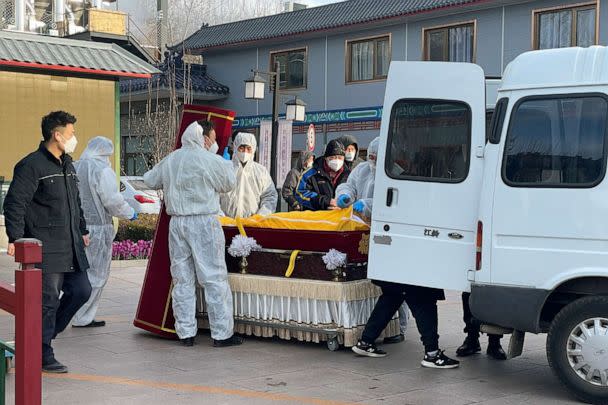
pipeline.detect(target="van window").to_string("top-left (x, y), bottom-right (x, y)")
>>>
top-left (503, 95), bottom-right (608, 187)
top-left (488, 98), bottom-right (508, 144)
top-left (386, 99), bottom-right (471, 183)
top-left (485, 110), bottom-right (494, 143)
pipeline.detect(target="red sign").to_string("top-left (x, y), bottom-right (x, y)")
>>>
top-left (306, 124), bottom-right (315, 152)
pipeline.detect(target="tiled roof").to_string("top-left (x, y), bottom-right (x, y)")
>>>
top-left (0, 30), bottom-right (158, 78)
top-left (120, 52), bottom-right (229, 96)
top-left (180, 0), bottom-right (482, 51)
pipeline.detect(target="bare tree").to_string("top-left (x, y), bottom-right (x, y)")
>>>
top-left (124, 56), bottom-right (197, 173)
top-left (122, 0), bottom-right (285, 174)
top-left (133, 0), bottom-right (284, 48)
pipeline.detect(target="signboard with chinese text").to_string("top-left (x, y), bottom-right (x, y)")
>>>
top-left (258, 120), bottom-right (272, 172)
top-left (276, 120), bottom-right (293, 188)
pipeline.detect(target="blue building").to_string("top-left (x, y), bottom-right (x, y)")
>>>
top-left (175, 0), bottom-right (606, 156)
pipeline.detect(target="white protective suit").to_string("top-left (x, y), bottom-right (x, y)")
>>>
top-left (335, 137), bottom-right (410, 336)
top-left (72, 137), bottom-right (135, 326)
top-left (220, 132), bottom-right (277, 218)
top-left (143, 121), bottom-right (237, 340)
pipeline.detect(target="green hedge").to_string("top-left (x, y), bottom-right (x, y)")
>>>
top-left (115, 214), bottom-right (158, 242)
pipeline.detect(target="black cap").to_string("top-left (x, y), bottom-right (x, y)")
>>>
top-left (324, 140), bottom-right (345, 157)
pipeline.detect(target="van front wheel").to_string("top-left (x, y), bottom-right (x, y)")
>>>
top-left (547, 296), bottom-right (608, 404)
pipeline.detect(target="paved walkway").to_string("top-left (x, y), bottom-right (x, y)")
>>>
top-left (0, 254), bottom-right (578, 405)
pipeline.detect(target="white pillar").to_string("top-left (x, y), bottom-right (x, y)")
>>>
top-left (15, 0), bottom-right (26, 31)
top-left (53, 0), bottom-right (65, 23)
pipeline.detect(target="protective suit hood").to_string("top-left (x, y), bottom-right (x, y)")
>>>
top-left (233, 132), bottom-right (257, 156)
top-left (367, 137), bottom-right (380, 160)
top-left (182, 121), bottom-right (205, 149)
top-left (80, 136), bottom-right (114, 163)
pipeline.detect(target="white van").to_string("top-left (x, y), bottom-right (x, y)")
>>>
top-left (369, 46), bottom-right (608, 404)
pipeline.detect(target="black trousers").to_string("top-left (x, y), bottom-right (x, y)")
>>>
top-left (462, 292), bottom-right (501, 343)
top-left (361, 282), bottom-right (441, 353)
top-left (42, 271), bottom-right (91, 362)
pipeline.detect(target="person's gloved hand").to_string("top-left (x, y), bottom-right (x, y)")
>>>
top-left (337, 194), bottom-right (351, 208)
top-left (131, 212), bottom-right (139, 221)
top-left (353, 200), bottom-right (365, 213)
top-left (222, 147), bottom-right (231, 160)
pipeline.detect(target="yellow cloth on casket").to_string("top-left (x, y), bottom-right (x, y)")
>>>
top-left (218, 207), bottom-right (369, 232)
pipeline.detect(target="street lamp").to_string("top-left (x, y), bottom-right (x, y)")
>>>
top-left (244, 64), bottom-right (308, 188)
top-left (244, 73), bottom-right (266, 100)
top-left (243, 63), bottom-right (281, 184)
top-left (285, 96), bottom-right (307, 122)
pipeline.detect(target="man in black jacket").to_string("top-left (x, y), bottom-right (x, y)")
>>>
top-left (295, 140), bottom-right (350, 211)
top-left (4, 111), bottom-right (91, 374)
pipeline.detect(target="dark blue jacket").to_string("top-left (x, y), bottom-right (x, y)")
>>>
top-left (295, 157), bottom-right (349, 210)
top-left (4, 143), bottom-right (89, 273)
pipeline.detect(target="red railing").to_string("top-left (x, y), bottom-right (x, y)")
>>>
top-left (0, 239), bottom-right (42, 405)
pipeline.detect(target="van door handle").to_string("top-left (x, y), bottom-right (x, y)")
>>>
top-left (386, 188), bottom-right (394, 207)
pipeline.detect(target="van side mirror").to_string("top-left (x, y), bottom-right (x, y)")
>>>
top-left (488, 98), bottom-right (508, 145)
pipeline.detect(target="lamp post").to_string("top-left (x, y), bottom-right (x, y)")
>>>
top-left (244, 62), bottom-right (281, 184)
top-left (244, 63), bottom-right (308, 185)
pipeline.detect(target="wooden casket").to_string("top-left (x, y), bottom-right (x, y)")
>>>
top-left (195, 210), bottom-right (400, 349)
top-left (223, 227), bottom-right (369, 281)
top-left (219, 207), bottom-right (370, 281)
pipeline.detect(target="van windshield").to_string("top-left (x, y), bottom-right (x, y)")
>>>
top-left (504, 95), bottom-right (608, 187)
top-left (385, 99), bottom-right (471, 183)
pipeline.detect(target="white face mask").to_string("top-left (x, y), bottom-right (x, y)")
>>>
top-left (61, 134), bottom-right (78, 154)
top-left (345, 151), bottom-right (356, 162)
top-left (237, 151), bottom-right (252, 164)
top-left (327, 159), bottom-right (344, 172)
top-left (208, 142), bottom-right (219, 154)
top-left (369, 160), bottom-right (376, 172)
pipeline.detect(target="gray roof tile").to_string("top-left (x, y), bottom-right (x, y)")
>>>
top-left (180, 0), bottom-right (480, 50)
top-left (0, 30), bottom-right (159, 77)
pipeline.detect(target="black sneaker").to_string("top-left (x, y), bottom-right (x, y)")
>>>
top-left (213, 335), bottom-right (243, 347)
top-left (421, 350), bottom-right (460, 369)
top-left (42, 358), bottom-right (68, 374)
top-left (351, 341), bottom-right (387, 358)
top-left (180, 337), bottom-right (195, 347)
top-left (456, 336), bottom-right (481, 357)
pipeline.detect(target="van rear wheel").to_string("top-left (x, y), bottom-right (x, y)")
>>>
top-left (547, 296), bottom-right (608, 404)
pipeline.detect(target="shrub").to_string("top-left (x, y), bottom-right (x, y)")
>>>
top-left (112, 240), bottom-right (153, 260)
top-left (115, 213), bottom-right (158, 242)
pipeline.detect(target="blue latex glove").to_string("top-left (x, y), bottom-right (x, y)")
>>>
top-left (131, 212), bottom-right (138, 221)
top-left (353, 200), bottom-right (365, 213)
top-left (222, 147), bottom-right (231, 160)
top-left (337, 194), bottom-right (351, 208)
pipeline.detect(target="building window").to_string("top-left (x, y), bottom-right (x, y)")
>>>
top-left (346, 35), bottom-right (391, 83)
top-left (503, 95), bottom-right (608, 187)
top-left (270, 48), bottom-right (307, 90)
top-left (534, 3), bottom-right (597, 49)
top-left (385, 99), bottom-right (471, 183)
top-left (424, 22), bottom-right (475, 62)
